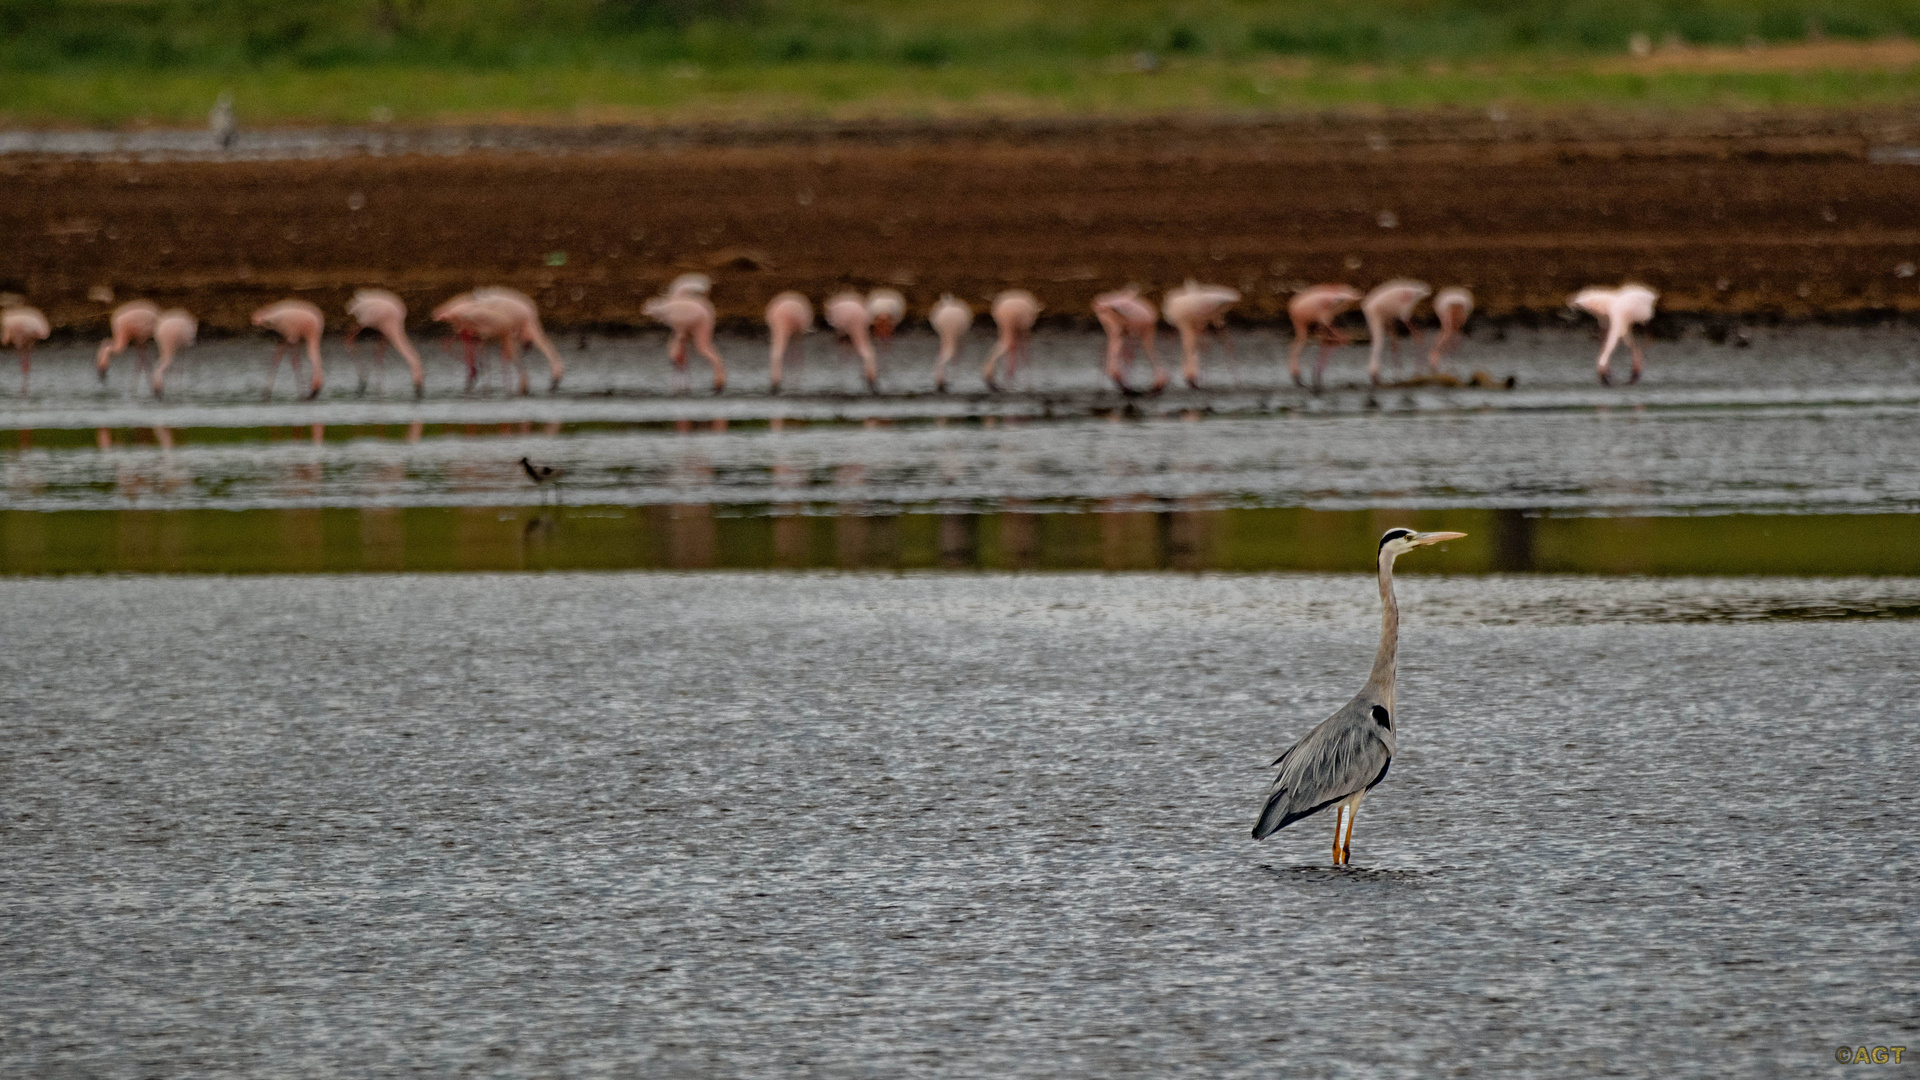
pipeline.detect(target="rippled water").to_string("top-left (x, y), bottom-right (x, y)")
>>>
top-left (6, 327), bottom-right (1917, 1074)
top-left (6, 327), bottom-right (1920, 517)
top-left (9, 403), bottom-right (1919, 516)
top-left (13, 322), bottom-right (1920, 406)
top-left (2, 573), bottom-right (1915, 1077)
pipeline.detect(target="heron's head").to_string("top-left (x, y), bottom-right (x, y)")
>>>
top-left (1379, 528), bottom-right (1467, 559)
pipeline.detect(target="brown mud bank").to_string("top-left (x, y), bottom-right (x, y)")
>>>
top-left (5, 110), bottom-right (1920, 334)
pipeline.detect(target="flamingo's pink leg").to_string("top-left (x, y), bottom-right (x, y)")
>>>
top-left (304, 335), bottom-right (324, 399)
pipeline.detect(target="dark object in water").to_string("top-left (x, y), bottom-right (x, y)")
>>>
top-left (1384, 370), bottom-right (1515, 389)
top-left (520, 457), bottom-right (564, 485)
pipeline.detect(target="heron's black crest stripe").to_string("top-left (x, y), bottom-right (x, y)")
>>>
top-left (1370, 705), bottom-right (1390, 729)
top-left (1379, 528), bottom-right (1415, 550)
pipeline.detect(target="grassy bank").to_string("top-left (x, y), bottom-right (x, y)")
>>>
top-left (8, 58), bottom-right (1920, 126)
top-left (4, 1), bottom-right (1920, 125)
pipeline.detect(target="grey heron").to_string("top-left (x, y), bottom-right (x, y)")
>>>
top-left (1251, 527), bottom-right (1466, 865)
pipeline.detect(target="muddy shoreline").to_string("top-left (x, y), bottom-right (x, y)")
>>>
top-left (5, 109), bottom-right (1920, 333)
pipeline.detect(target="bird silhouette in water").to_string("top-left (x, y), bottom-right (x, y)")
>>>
top-left (520, 457), bottom-right (565, 503)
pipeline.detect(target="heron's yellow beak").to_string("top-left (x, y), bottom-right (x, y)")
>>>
top-left (1413, 531), bottom-right (1467, 546)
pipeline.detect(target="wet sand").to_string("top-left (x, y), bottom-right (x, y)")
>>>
top-left (7, 110), bottom-right (1920, 335)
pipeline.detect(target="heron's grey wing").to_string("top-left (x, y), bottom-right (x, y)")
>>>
top-left (1251, 711), bottom-right (1393, 840)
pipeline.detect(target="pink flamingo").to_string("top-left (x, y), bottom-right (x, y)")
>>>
top-left (824, 291), bottom-right (880, 392)
top-left (346, 288), bottom-right (424, 397)
top-left (1286, 284), bottom-right (1363, 387)
top-left (2, 305), bottom-right (51, 393)
top-left (980, 290), bottom-right (1040, 391)
top-left (644, 292), bottom-right (728, 394)
top-left (253, 299), bottom-right (326, 400)
top-left (431, 289), bottom-right (564, 393)
top-left (96, 300), bottom-right (161, 384)
top-left (1428, 286), bottom-right (1474, 370)
top-left (867, 288), bottom-right (906, 341)
top-left (472, 287), bottom-right (564, 391)
top-left (1162, 281), bottom-right (1239, 389)
top-left (148, 309), bottom-right (198, 399)
top-left (928, 294), bottom-right (972, 392)
top-left (432, 292), bottom-right (512, 391)
top-left (1571, 284), bottom-right (1658, 385)
top-left (765, 291), bottom-right (813, 394)
top-left (1362, 279), bottom-right (1431, 386)
top-left (1093, 287), bottom-right (1163, 393)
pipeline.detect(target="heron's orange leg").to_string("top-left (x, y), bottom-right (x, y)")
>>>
top-left (1333, 790), bottom-right (1366, 865)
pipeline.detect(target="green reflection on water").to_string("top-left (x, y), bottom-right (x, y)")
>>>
top-left (0, 507), bottom-right (1909, 575)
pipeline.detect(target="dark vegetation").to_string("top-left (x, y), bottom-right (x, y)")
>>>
top-left (3, 0), bottom-right (1917, 72)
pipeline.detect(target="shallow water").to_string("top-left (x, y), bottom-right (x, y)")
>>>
top-left (1, 573), bottom-right (1915, 1077)
top-left (4, 327), bottom-right (1919, 574)
top-left (12, 323), bottom-right (1920, 410)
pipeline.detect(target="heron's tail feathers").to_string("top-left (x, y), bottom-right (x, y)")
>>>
top-left (1251, 786), bottom-right (1346, 841)
top-left (1251, 789), bottom-right (1298, 840)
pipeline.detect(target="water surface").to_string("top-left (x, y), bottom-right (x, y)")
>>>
top-left (5, 326), bottom-right (1918, 573)
top-left (2, 573), bottom-right (1914, 1077)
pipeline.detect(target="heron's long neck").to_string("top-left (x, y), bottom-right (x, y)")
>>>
top-left (1365, 549), bottom-right (1399, 704)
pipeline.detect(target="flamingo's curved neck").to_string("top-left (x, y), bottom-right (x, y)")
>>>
top-left (1365, 547), bottom-right (1399, 705)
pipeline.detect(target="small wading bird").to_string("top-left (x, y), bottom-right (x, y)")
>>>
top-left (96, 300), bottom-right (161, 384)
top-left (1362, 279), bottom-right (1431, 386)
top-left (345, 288), bottom-right (424, 397)
top-left (1428, 286), bottom-right (1474, 371)
top-left (1093, 287), bottom-right (1163, 393)
top-left (980, 289), bottom-right (1040, 391)
top-left (519, 456), bottom-right (564, 502)
top-left (1571, 284), bottom-right (1658, 385)
top-left (1252, 527), bottom-right (1466, 866)
top-left (824, 291), bottom-right (880, 393)
top-left (1162, 280), bottom-right (1239, 389)
top-left (765, 291), bottom-right (813, 394)
top-left (209, 91), bottom-right (236, 151)
top-left (148, 309), bottom-right (198, 399)
top-left (2, 304), bottom-right (50, 393)
top-left (1287, 284), bottom-right (1363, 387)
top-left (928, 294), bottom-right (972, 392)
top-left (252, 299), bottom-right (326, 400)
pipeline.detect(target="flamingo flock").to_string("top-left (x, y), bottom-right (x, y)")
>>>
top-left (12, 277), bottom-right (1662, 398)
